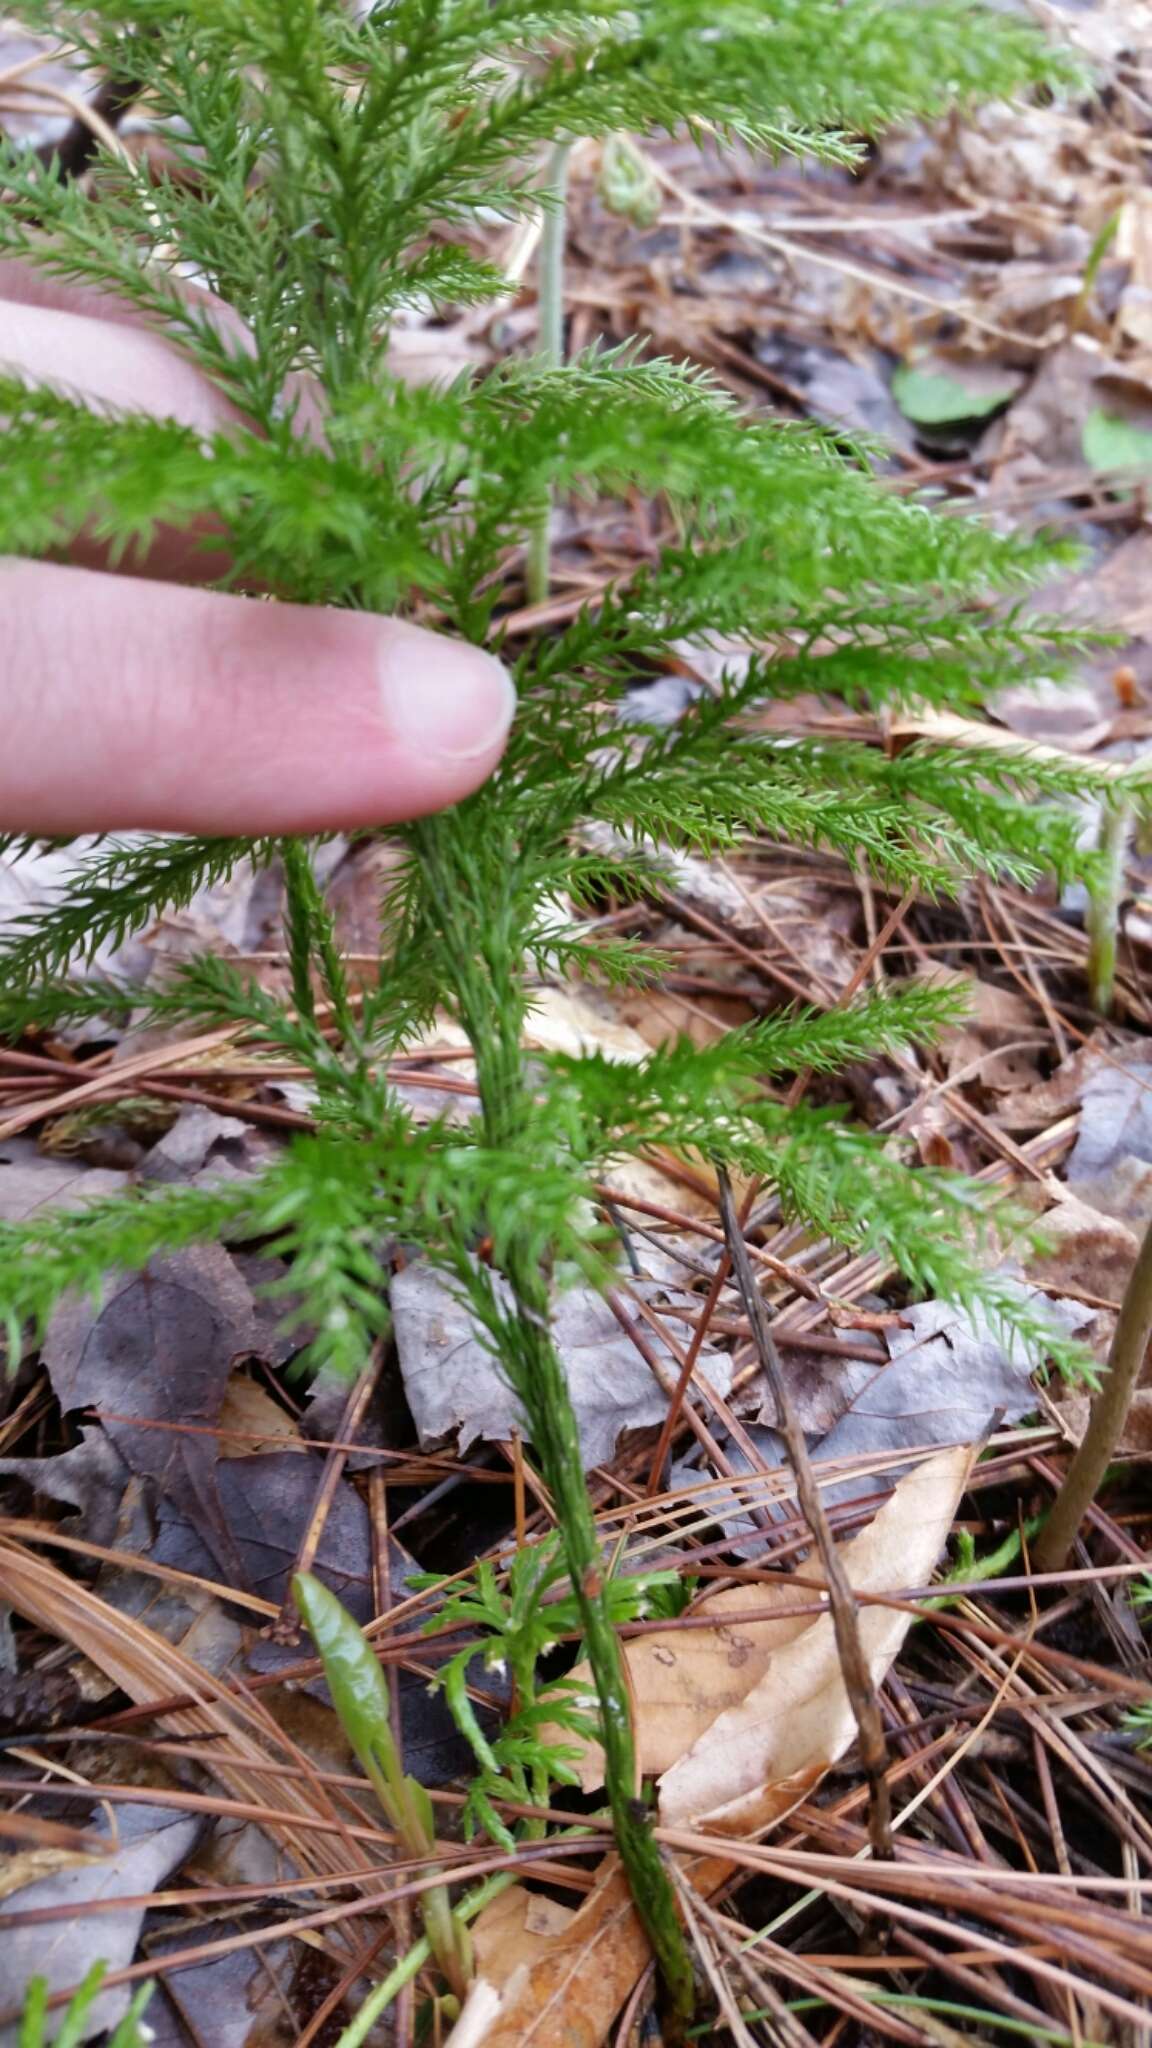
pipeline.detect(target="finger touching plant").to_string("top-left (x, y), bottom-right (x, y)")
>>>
top-left (0, 0), bottom-right (1097, 2020)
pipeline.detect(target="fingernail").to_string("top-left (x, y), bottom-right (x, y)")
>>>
top-left (379, 637), bottom-right (516, 761)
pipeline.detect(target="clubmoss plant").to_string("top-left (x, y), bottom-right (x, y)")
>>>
top-left (0, 0), bottom-right (1106, 2017)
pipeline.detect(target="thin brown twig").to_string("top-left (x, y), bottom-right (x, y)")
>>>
top-left (268, 1342), bottom-right (386, 1639)
top-left (717, 1166), bottom-right (895, 1862)
top-left (642, 1173), bottom-right (762, 1496)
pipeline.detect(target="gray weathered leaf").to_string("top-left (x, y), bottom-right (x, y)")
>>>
top-left (1067, 1059), bottom-right (1152, 1220)
top-left (813, 1289), bottom-right (1093, 1466)
top-left (0, 1136), bottom-right (128, 1223)
top-left (393, 1265), bottom-right (731, 1468)
top-left (0, 1429), bottom-right (130, 1551)
top-left (139, 1104), bottom-right (250, 1184)
top-left (0, 1804), bottom-right (200, 2047)
top-left (694, 1283), bottom-right (1093, 1554)
top-left (43, 1246), bottom-right (258, 1584)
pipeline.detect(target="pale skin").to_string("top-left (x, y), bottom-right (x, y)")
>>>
top-left (0, 260), bottom-right (516, 835)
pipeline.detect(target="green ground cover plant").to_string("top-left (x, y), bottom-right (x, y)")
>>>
top-left (0, 0), bottom-right (1120, 2018)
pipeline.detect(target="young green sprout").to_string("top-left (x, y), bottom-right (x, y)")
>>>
top-left (292, 1571), bottom-right (473, 2000)
top-left (1085, 792), bottom-right (1134, 1017)
top-left (18, 1964), bottom-right (153, 2048)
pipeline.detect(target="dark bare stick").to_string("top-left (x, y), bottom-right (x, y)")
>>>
top-left (716, 1167), bottom-right (894, 1862)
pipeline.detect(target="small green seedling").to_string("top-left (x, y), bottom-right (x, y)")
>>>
top-left (292, 1571), bottom-right (473, 2000)
top-left (18, 1964), bottom-right (153, 2048)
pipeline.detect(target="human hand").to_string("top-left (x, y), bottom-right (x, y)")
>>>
top-left (0, 261), bottom-right (515, 836)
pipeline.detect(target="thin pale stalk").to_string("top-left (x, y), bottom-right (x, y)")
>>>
top-left (1034, 1211), bottom-right (1152, 1574)
top-left (1086, 796), bottom-right (1132, 1016)
top-left (332, 1875), bottom-right (514, 2048)
top-left (525, 140), bottom-right (572, 608)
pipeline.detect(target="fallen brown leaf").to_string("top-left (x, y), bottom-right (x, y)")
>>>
top-left (1027, 1193), bottom-right (1137, 1305)
top-left (919, 967), bottom-right (1040, 1092)
top-left (557, 1581), bottom-right (817, 1791)
top-left (658, 1443), bottom-right (974, 1829)
top-left (892, 707), bottom-right (1130, 779)
top-left (469, 1446), bottom-right (974, 2047)
top-left (1059, 1385), bottom-right (1152, 1454)
top-left (216, 1371), bottom-right (306, 1458)
top-left (996, 1034), bottom-right (1117, 1134)
top-left (456, 1852), bottom-right (731, 2048)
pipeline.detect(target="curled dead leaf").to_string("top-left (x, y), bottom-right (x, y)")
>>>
top-left (555, 1581), bottom-right (817, 1790)
top-left (658, 1443), bottom-right (974, 1829)
top-left (467, 1446), bottom-right (975, 2046)
top-left (455, 1854), bottom-right (730, 2048)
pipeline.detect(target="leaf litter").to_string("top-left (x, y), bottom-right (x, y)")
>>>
top-left (0, 1805), bottom-right (201, 2048)
top-left (393, 1263), bottom-right (733, 1468)
top-left (6, 6), bottom-right (1152, 2042)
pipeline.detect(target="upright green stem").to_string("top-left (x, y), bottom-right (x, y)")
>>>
top-left (1034, 1212), bottom-right (1152, 1574)
top-left (1086, 795), bottom-right (1132, 1017)
top-left (280, 836), bottom-right (357, 1043)
top-left (282, 837), bottom-right (319, 1026)
top-left (498, 1247), bottom-right (694, 2025)
top-left (415, 819), bottom-right (694, 2027)
top-left (526, 140), bottom-right (573, 609)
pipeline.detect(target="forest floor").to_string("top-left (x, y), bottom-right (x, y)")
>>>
top-left (2, 3), bottom-right (1152, 2043)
